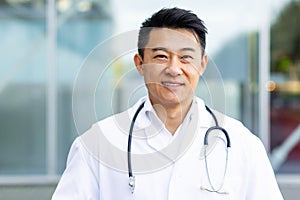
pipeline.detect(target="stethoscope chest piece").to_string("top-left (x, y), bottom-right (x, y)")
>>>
top-left (128, 176), bottom-right (135, 193)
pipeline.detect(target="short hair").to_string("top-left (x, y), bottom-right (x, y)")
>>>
top-left (138, 7), bottom-right (207, 58)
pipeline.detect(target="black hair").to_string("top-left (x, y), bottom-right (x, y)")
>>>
top-left (138, 7), bottom-right (207, 58)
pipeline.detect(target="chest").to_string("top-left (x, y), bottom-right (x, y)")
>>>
top-left (98, 133), bottom-right (248, 200)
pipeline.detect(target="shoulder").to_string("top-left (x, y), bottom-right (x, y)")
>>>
top-left (218, 112), bottom-right (268, 164)
top-left (78, 110), bottom-right (130, 152)
top-left (221, 111), bottom-right (262, 146)
top-left (195, 100), bottom-right (263, 150)
top-left (73, 111), bottom-right (131, 172)
top-left (195, 97), bottom-right (249, 133)
top-left (204, 105), bottom-right (269, 167)
top-left (77, 97), bottom-right (147, 155)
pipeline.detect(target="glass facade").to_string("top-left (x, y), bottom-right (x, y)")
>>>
top-left (56, 0), bottom-right (112, 173)
top-left (0, 0), bottom-right (47, 174)
top-left (270, 0), bottom-right (300, 173)
top-left (0, 0), bottom-right (112, 175)
top-left (0, 0), bottom-right (299, 190)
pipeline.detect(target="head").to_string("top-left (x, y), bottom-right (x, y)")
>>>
top-left (138, 7), bottom-right (207, 59)
top-left (134, 7), bottom-right (208, 108)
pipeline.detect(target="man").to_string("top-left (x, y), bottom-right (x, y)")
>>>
top-left (52, 7), bottom-right (284, 199)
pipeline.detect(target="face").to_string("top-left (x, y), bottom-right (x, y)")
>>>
top-left (134, 28), bottom-right (208, 107)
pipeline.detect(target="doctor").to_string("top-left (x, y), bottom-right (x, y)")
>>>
top-left (52, 7), bottom-right (284, 200)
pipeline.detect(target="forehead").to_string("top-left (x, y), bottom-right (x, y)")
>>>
top-left (145, 28), bottom-right (201, 52)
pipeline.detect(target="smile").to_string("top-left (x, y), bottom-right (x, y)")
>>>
top-left (161, 82), bottom-right (184, 87)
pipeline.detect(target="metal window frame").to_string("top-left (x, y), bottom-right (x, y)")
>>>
top-left (258, 0), bottom-right (270, 152)
top-left (0, 176), bottom-right (60, 185)
top-left (46, 0), bottom-right (57, 177)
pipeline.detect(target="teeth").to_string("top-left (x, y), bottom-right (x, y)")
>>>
top-left (162, 82), bottom-right (181, 86)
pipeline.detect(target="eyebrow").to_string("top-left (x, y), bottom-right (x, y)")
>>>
top-left (151, 47), bottom-right (196, 53)
top-left (152, 47), bottom-right (168, 52)
top-left (180, 47), bottom-right (196, 52)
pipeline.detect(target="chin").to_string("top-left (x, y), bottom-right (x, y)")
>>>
top-left (159, 96), bottom-right (184, 106)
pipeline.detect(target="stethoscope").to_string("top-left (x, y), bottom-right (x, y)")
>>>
top-left (127, 101), bottom-right (231, 194)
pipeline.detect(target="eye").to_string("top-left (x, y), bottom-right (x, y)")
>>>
top-left (154, 54), bottom-right (168, 60)
top-left (180, 55), bottom-right (193, 63)
top-left (182, 55), bottom-right (193, 59)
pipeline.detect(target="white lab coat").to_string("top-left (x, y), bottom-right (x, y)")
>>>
top-left (52, 96), bottom-right (284, 200)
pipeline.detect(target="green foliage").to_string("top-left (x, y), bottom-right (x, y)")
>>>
top-left (271, 0), bottom-right (300, 74)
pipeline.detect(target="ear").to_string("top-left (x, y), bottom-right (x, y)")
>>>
top-left (199, 54), bottom-right (208, 76)
top-left (134, 53), bottom-right (144, 76)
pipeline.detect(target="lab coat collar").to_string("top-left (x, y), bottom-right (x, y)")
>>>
top-left (129, 96), bottom-right (213, 130)
top-left (194, 97), bottom-right (213, 128)
top-left (143, 96), bottom-right (229, 159)
top-left (129, 96), bottom-right (214, 155)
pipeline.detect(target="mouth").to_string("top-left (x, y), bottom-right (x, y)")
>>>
top-left (161, 81), bottom-right (184, 87)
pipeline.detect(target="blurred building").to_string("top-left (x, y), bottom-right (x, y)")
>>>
top-left (0, 0), bottom-right (112, 198)
top-left (0, 0), bottom-right (299, 199)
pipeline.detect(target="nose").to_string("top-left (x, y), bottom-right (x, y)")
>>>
top-left (165, 56), bottom-right (183, 76)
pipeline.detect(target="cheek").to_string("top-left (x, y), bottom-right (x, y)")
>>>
top-left (185, 67), bottom-right (201, 84)
top-left (191, 79), bottom-right (199, 90)
top-left (145, 82), bottom-right (163, 98)
top-left (143, 65), bottom-right (163, 83)
top-left (143, 71), bottom-right (156, 83)
top-left (188, 73), bottom-right (201, 90)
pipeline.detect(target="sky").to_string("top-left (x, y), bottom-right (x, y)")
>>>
top-left (110, 0), bottom-right (291, 56)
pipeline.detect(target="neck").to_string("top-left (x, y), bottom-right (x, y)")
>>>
top-left (151, 99), bottom-right (193, 135)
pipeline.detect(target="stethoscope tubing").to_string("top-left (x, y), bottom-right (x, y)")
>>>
top-left (127, 101), bottom-right (231, 194)
top-left (128, 102), bottom-right (145, 178)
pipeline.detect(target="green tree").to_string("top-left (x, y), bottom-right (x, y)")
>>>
top-left (271, 0), bottom-right (300, 77)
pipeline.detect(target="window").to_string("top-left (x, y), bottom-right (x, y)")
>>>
top-left (0, 0), bottom-right (112, 178)
top-left (0, 0), bottom-right (47, 175)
